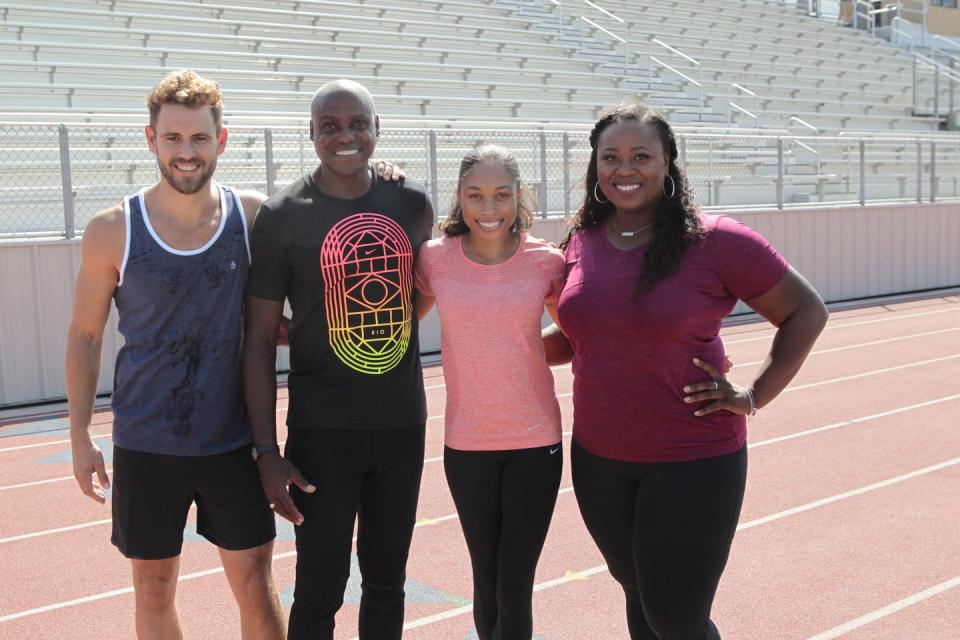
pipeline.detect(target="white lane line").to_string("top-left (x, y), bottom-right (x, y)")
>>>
top-left (804, 575), bottom-right (960, 640)
top-left (426, 313), bottom-right (959, 393)
top-left (0, 564), bottom-right (229, 624)
top-left (783, 355), bottom-right (960, 393)
top-left (397, 564), bottom-right (611, 635)
top-left (0, 489), bottom-right (577, 624)
top-left (736, 456), bottom-right (960, 531)
top-left (724, 306), bottom-right (960, 346)
top-left (801, 327), bottom-right (960, 356)
top-left (3, 443), bottom-right (955, 626)
top-left (7, 388), bottom-right (955, 540)
top-left (0, 407), bottom-right (292, 455)
top-left (389, 456), bottom-right (960, 636)
top-left (733, 329), bottom-right (960, 368)
top-left (0, 519), bottom-right (112, 545)
top-left (749, 394), bottom-right (960, 449)
top-left (7, 320), bottom-right (949, 452)
top-left (0, 434), bottom-right (112, 455)
top-left (0, 471), bottom-right (110, 492)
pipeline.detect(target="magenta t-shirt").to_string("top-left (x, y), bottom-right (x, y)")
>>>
top-left (416, 234), bottom-right (565, 451)
top-left (557, 214), bottom-right (789, 463)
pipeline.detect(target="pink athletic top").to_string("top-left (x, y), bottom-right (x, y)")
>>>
top-left (415, 234), bottom-right (565, 451)
top-left (557, 214), bottom-right (790, 463)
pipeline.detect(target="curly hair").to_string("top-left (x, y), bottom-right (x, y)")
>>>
top-left (146, 70), bottom-right (223, 132)
top-left (562, 102), bottom-right (704, 291)
top-left (439, 144), bottom-right (537, 237)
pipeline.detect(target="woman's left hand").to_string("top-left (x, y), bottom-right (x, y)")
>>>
top-left (683, 357), bottom-right (752, 417)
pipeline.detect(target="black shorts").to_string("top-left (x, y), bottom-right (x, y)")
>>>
top-left (111, 445), bottom-right (276, 560)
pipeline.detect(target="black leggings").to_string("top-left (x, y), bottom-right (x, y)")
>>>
top-left (571, 440), bottom-right (747, 640)
top-left (285, 425), bottom-right (425, 640)
top-left (444, 443), bottom-right (563, 640)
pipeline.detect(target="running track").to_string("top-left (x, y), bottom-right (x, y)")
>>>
top-left (1, 292), bottom-right (958, 639)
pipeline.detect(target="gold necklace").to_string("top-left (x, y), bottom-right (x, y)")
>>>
top-left (611, 217), bottom-right (655, 238)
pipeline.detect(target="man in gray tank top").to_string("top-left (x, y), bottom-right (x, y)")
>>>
top-left (64, 70), bottom-right (284, 639)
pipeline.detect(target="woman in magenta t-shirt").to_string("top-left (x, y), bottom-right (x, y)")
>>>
top-left (415, 145), bottom-right (566, 640)
top-left (546, 103), bottom-right (829, 639)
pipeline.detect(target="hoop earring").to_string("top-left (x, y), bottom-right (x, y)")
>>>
top-left (663, 175), bottom-right (677, 199)
top-left (593, 181), bottom-right (608, 204)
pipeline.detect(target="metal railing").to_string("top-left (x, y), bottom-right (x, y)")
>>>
top-left (728, 84), bottom-right (760, 128)
top-left (3, 124), bottom-right (959, 239)
top-left (648, 39), bottom-right (704, 121)
top-left (578, 0), bottom-right (630, 74)
top-left (789, 115), bottom-right (822, 176)
top-left (895, 0), bottom-right (929, 43)
top-left (912, 52), bottom-right (960, 117)
top-left (891, 15), bottom-right (917, 50)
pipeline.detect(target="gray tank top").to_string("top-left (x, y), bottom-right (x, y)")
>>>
top-left (111, 184), bottom-right (252, 456)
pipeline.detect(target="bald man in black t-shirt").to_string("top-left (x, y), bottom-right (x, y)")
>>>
top-left (243, 80), bottom-right (433, 639)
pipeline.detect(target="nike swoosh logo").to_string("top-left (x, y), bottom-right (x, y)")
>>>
top-left (549, 446), bottom-right (560, 455)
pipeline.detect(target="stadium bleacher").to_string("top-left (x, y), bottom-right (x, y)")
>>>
top-left (0, 0), bottom-right (958, 237)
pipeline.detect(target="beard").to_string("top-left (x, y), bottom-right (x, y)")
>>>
top-left (158, 156), bottom-right (217, 195)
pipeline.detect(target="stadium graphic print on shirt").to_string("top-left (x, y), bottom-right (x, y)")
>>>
top-left (320, 212), bottom-right (413, 374)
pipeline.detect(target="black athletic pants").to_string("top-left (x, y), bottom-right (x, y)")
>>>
top-left (285, 424), bottom-right (425, 640)
top-left (571, 440), bottom-right (747, 640)
top-left (444, 443), bottom-right (563, 640)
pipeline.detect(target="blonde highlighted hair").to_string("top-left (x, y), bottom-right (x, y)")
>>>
top-left (146, 70), bottom-right (223, 131)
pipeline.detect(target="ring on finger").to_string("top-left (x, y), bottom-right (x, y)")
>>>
top-left (713, 381), bottom-right (720, 390)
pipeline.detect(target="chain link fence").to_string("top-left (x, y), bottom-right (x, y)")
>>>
top-left (0, 125), bottom-right (65, 237)
top-left (1, 124), bottom-right (958, 238)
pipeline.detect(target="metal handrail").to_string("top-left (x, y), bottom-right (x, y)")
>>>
top-left (891, 16), bottom-right (914, 51)
top-left (912, 51), bottom-right (960, 117)
top-left (796, 0), bottom-right (820, 18)
top-left (651, 39), bottom-right (701, 67)
top-left (854, 0), bottom-right (898, 35)
top-left (578, 0), bottom-right (629, 74)
top-left (580, 16), bottom-right (623, 44)
top-left (584, 0), bottom-right (623, 24)
top-left (789, 116), bottom-right (821, 175)
top-left (549, 0), bottom-right (563, 25)
top-left (895, 0), bottom-right (928, 45)
top-left (648, 38), bottom-right (704, 121)
top-left (728, 83), bottom-right (759, 128)
top-left (932, 34), bottom-right (960, 51)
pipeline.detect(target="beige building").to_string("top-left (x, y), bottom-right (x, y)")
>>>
top-left (899, 0), bottom-right (960, 38)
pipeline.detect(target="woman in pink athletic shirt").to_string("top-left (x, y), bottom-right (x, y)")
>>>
top-left (414, 145), bottom-right (565, 640)
top-left (544, 103), bottom-right (829, 640)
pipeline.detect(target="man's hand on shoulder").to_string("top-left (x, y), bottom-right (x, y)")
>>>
top-left (374, 160), bottom-right (405, 182)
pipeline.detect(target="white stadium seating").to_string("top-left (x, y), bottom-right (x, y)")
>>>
top-left (0, 0), bottom-right (958, 236)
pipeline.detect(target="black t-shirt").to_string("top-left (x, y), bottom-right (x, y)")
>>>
top-left (247, 171), bottom-right (432, 430)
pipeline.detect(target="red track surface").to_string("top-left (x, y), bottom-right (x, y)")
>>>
top-left (2, 294), bottom-right (959, 639)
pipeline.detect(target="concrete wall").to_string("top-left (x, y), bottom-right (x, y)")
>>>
top-left (1, 202), bottom-right (959, 406)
